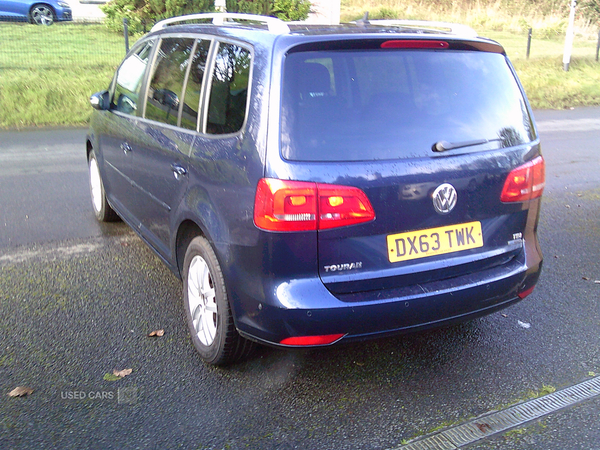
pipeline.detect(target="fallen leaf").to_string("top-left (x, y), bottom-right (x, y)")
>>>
top-left (103, 373), bottom-right (121, 382)
top-left (8, 386), bottom-right (33, 397)
top-left (148, 329), bottom-right (165, 337)
top-left (113, 368), bottom-right (133, 378)
top-left (475, 422), bottom-right (492, 433)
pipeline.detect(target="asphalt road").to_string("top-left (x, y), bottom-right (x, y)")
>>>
top-left (0, 108), bottom-right (599, 449)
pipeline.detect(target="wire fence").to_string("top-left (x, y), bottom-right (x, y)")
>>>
top-left (0, 16), bottom-right (129, 70)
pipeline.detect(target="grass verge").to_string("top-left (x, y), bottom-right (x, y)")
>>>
top-left (486, 31), bottom-right (600, 109)
top-left (0, 22), bottom-right (128, 129)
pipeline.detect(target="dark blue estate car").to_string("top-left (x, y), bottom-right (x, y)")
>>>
top-left (0, 0), bottom-right (72, 25)
top-left (87, 13), bottom-right (544, 365)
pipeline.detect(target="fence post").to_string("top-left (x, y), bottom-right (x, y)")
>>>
top-left (123, 18), bottom-right (129, 54)
top-left (596, 29), bottom-right (600, 62)
top-left (526, 28), bottom-right (532, 59)
top-left (563, 0), bottom-right (577, 71)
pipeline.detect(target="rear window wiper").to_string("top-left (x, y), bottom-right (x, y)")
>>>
top-left (432, 138), bottom-right (502, 153)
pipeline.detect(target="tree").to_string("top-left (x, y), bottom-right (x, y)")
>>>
top-left (102, 0), bottom-right (312, 34)
top-left (580, 0), bottom-right (600, 26)
top-left (226, 0), bottom-right (311, 20)
top-left (101, 0), bottom-right (215, 34)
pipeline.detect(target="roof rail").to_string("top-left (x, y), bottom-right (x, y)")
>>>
top-left (368, 20), bottom-right (478, 38)
top-left (151, 12), bottom-right (291, 34)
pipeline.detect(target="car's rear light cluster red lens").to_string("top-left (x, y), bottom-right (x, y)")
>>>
top-left (280, 334), bottom-right (346, 346)
top-left (254, 178), bottom-right (375, 231)
top-left (381, 40), bottom-right (449, 49)
top-left (500, 156), bottom-right (545, 203)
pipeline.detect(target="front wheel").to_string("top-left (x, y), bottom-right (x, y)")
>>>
top-left (29, 5), bottom-right (55, 25)
top-left (88, 151), bottom-right (119, 222)
top-left (182, 236), bottom-right (253, 365)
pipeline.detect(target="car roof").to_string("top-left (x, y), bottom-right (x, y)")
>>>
top-left (146, 13), bottom-right (503, 53)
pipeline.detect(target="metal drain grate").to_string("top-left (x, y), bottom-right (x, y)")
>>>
top-left (395, 376), bottom-right (600, 450)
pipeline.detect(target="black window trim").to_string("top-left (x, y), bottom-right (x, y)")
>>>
top-left (109, 36), bottom-right (158, 119)
top-left (141, 33), bottom-right (214, 131)
top-left (109, 33), bottom-right (254, 137)
top-left (199, 37), bottom-right (254, 137)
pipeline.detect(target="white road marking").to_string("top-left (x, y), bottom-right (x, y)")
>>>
top-left (0, 237), bottom-right (135, 265)
top-left (537, 118), bottom-right (600, 133)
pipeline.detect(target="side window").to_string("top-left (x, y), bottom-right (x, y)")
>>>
top-left (112, 40), bottom-right (154, 115)
top-left (206, 43), bottom-right (251, 135)
top-left (145, 37), bottom-right (196, 126)
top-left (180, 40), bottom-right (211, 131)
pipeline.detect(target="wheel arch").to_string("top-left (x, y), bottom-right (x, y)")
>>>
top-left (29, 3), bottom-right (56, 22)
top-left (29, 3), bottom-right (55, 14)
top-left (175, 220), bottom-right (205, 278)
top-left (86, 139), bottom-right (93, 160)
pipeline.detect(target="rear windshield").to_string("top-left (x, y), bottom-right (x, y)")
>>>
top-left (280, 49), bottom-right (535, 161)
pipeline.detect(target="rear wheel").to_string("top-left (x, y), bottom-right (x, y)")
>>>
top-left (88, 151), bottom-right (119, 222)
top-left (182, 236), bottom-right (253, 365)
top-left (29, 4), bottom-right (55, 25)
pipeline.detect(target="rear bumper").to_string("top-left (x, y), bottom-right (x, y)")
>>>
top-left (234, 253), bottom-right (542, 347)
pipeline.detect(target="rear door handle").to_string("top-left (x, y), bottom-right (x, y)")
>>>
top-left (121, 142), bottom-right (132, 154)
top-left (171, 163), bottom-right (187, 180)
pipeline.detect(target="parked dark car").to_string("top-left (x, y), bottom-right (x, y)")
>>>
top-left (0, 0), bottom-right (72, 25)
top-left (87, 13), bottom-right (545, 365)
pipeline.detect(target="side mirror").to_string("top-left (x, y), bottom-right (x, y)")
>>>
top-left (90, 91), bottom-right (110, 110)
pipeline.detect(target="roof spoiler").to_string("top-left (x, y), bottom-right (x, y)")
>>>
top-left (363, 19), bottom-right (478, 38)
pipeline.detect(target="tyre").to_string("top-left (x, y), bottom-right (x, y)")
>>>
top-left (88, 151), bottom-right (119, 222)
top-left (183, 236), bottom-right (254, 365)
top-left (29, 4), bottom-right (55, 25)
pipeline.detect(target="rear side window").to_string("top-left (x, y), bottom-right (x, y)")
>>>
top-left (206, 43), bottom-right (251, 135)
top-left (146, 37), bottom-right (196, 126)
top-left (281, 49), bottom-right (535, 161)
top-left (180, 40), bottom-right (211, 131)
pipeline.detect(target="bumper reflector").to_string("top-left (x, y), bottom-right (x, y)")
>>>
top-left (517, 285), bottom-right (535, 299)
top-left (280, 334), bottom-right (345, 346)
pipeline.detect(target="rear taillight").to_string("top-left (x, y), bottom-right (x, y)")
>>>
top-left (254, 178), bottom-right (375, 232)
top-left (500, 156), bottom-right (545, 203)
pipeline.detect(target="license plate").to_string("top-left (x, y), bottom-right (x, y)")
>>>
top-left (387, 221), bottom-right (483, 263)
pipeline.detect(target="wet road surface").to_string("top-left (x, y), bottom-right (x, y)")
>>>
top-left (0, 109), bottom-right (599, 449)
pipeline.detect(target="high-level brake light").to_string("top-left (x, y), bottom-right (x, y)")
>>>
top-left (381, 40), bottom-right (449, 49)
